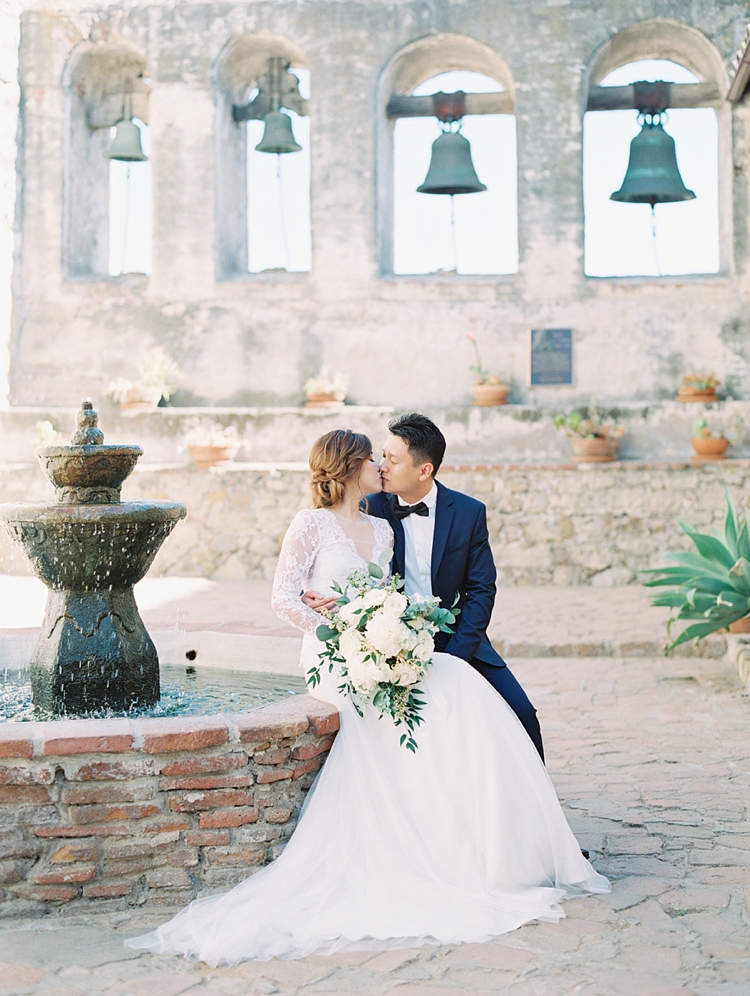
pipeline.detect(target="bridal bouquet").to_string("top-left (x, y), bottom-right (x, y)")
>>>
top-left (307, 552), bottom-right (459, 751)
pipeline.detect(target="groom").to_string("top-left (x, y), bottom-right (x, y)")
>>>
top-left (306, 412), bottom-right (544, 761)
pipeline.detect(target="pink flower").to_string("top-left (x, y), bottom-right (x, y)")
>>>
top-left (465, 332), bottom-right (475, 341)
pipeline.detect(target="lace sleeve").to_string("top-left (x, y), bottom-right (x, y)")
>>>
top-left (271, 510), bottom-right (323, 634)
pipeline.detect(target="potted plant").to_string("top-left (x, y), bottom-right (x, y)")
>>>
top-left (107, 347), bottom-right (179, 415)
top-left (689, 413), bottom-right (744, 462)
top-left (304, 370), bottom-right (349, 409)
top-left (677, 372), bottom-right (720, 403)
top-left (553, 405), bottom-right (625, 463)
top-left (645, 489), bottom-right (750, 646)
top-left (690, 416), bottom-right (730, 461)
top-left (465, 333), bottom-right (511, 406)
top-left (184, 420), bottom-right (240, 468)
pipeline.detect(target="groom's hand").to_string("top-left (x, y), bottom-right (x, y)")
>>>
top-left (302, 590), bottom-right (338, 613)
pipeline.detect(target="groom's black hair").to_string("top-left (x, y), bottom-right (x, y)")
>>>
top-left (388, 413), bottom-right (446, 476)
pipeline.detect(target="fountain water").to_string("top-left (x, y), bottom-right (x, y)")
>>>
top-left (0, 400), bottom-right (186, 714)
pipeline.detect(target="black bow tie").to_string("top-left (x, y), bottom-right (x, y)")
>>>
top-left (392, 500), bottom-right (429, 520)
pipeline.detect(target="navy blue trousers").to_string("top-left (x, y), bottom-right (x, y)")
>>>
top-left (469, 658), bottom-right (545, 763)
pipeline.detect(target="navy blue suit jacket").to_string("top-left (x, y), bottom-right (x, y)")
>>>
top-left (366, 482), bottom-right (505, 668)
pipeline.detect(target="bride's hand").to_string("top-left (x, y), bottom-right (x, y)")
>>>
top-left (302, 590), bottom-right (338, 614)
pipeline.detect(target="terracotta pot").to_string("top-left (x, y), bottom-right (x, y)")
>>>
top-left (187, 444), bottom-right (238, 468)
top-left (677, 387), bottom-right (718, 403)
top-left (304, 393), bottom-right (345, 409)
top-left (471, 383), bottom-right (511, 407)
top-left (114, 385), bottom-right (163, 416)
top-left (118, 399), bottom-right (159, 416)
top-left (690, 436), bottom-right (729, 460)
top-left (729, 617), bottom-right (750, 634)
top-left (569, 436), bottom-right (622, 463)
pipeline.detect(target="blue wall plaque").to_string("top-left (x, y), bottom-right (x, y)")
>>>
top-left (530, 328), bottom-right (573, 386)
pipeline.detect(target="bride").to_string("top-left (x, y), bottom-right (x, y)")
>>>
top-left (127, 429), bottom-right (609, 965)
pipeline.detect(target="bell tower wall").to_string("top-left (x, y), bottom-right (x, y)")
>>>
top-left (4, 3), bottom-right (750, 409)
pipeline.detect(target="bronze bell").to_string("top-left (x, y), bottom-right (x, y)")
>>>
top-left (611, 118), bottom-right (694, 206)
top-left (106, 118), bottom-right (148, 162)
top-left (417, 130), bottom-right (487, 195)
top-left (255, 110), bottom-right (302, 154)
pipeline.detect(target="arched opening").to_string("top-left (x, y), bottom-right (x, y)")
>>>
top-left (378, 34), bottom-right (517, 277)
top-left (582, 20), bottom-right (729, 279)
top-left (62, 40), bottom-right (151, 279)
top-left (108, 117), bottom-right (152, 276)
top-left (393, 70), bottom-right (517, 275)
top-left (214, 34), bottom-right (311, 279)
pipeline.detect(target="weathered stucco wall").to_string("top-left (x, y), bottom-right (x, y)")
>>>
top-left (1, 456), bottom-right (747, 585)
top-left (7, 1), bottom-right (750, 409)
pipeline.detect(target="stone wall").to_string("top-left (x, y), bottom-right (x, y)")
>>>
top-left (0, 694), bottom-right (338, 914)
top-left (2, 457), bottom-right (748, 586)
top-left (7, 3), bottom-right (750, 410)
top-left (3, 400), bottom-right (750, 465)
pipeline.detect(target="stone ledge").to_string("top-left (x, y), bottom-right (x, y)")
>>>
top-left (0, 694), bottom-right (339, 758)
top-left (442, 459), bottom-right (750, 472)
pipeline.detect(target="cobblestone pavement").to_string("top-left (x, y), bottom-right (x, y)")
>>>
top-left (1, 652), bottom-right (748, 995)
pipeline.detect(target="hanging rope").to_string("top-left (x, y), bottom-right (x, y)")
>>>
top-left (277, 154), bottom-right (291, 271)
top-left (650, 204), bottom-right (662, 277)
top-left (450, 194), bottom-right (458, 273)
top-left (120, 164), bottom-right (132, 275)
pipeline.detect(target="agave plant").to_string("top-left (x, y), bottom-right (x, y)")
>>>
top-left (644, 489), bottom-right (750, 649)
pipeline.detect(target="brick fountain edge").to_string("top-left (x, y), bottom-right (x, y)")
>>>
top-left (0, 693), bottom-right (339, 914)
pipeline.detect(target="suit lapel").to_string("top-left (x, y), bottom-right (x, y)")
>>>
top-left (381, 494), bottom-right (405, 577)
top-left (431, 481), bottom-right (454, 586)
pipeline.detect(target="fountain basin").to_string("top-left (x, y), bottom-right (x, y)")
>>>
top-left (1, 501), bottom-right (187, 715)
top-left (0, 691), bottom-right (339, 911)
top-left (37, 444), bottom-right (143, 504)
top-left (0, 501), bottom-right (186, 589)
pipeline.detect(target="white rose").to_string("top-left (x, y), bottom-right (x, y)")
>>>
top-left (339, 627), bottom-right (364, 661)
top-left (413, 634), bottom-right (434, 662)
top-left (362, 588), bottom-right (388, 609)
top-left (338, 597), bottom-right (364, 625)
top-left (382, 592), bottom-right (408, 617)
top-left (393, 660), bottom-right (420, 686)
top-left (346, 656), bottom-right (376, 694)
top-left (365, 610), bottom-right (408, 657)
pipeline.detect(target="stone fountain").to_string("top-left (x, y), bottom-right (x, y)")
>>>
top-left (0, 400), bottom-right (186, 715)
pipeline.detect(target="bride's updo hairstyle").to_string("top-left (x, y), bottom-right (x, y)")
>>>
top-left (309, 429), bottom-right (372, 509)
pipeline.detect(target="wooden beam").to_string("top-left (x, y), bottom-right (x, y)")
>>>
top-left (587, 81), bottom-right (721, 112)
top-left (728, 38), bottom-right (750, 102)
top-left (386, 91), bottom-right (514, 119)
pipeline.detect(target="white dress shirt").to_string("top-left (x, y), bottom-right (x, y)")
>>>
top-left (398, 483), bottom-right (438, 597)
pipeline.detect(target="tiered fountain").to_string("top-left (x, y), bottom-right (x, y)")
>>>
top-left (0, 400), bottom-right (186, 715)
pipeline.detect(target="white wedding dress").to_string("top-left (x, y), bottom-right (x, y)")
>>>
top-left (127, 508), bottom-right (608, 965)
